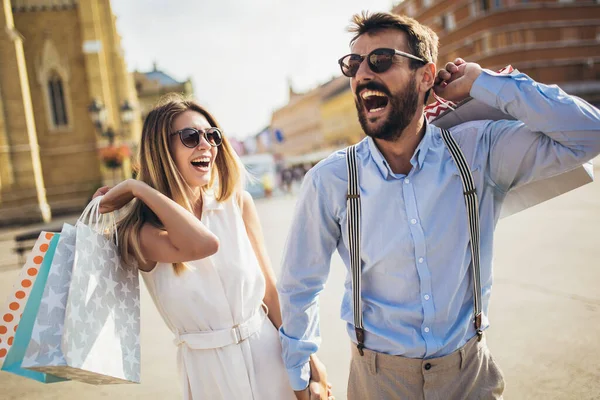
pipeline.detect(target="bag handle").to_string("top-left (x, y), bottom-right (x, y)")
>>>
top-left (79, 196), bottom-right (119, 246)
top-left (78, 196), bottom-right (102, 226)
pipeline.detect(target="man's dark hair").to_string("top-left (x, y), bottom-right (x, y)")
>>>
top-left (348, 11), bottom-right (439, 70)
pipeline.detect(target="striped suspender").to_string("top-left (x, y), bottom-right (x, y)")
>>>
top-left (345, 145), bottom-right (365, 355)
top-left (440, 128), bottom-right (483, 340)
top-left (345, 130), bottom-right (483, 357)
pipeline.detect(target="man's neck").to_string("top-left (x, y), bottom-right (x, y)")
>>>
top-left (374, 115), bottom-right (426, 175)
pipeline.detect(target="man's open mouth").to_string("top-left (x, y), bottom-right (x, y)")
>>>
top-left (361, 90), bottom-right (389, 113)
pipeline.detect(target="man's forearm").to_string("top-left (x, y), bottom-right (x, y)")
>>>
top-left (471, 69), bottom-right (600, 157)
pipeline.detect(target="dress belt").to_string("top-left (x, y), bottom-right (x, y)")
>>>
top-left (173, 304), bottom-right (268, 350)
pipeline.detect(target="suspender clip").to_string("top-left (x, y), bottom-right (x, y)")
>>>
top-left (474, 313), bottom-right (483, 341)
top-left (355, 327), bottom-right (365, 356)
top-left (347, 194), bottom-right (360, 199)
top-left (474, 313), bottom-right (482, 329)
top-left (464, 188), bottom-right (477, 196)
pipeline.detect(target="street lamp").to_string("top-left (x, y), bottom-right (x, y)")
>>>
top-left (88, 98), bottom-right (134, 144)
top-left (89, 98), bottom-right (135, 184)
top-left (87, 98), bottom-right (106, 131)
top-left (120, 99), bottom-right (134, 126)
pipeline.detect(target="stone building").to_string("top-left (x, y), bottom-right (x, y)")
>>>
top-left (392, 0), bottom-right (600, 106)
top-left (0, 0), bottom-right (140, 225)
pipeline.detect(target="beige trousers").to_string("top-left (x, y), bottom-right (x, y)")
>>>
top-left (347, 335), bottom-right (505, 400)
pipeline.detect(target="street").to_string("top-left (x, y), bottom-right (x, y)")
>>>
top-left (0, 170), bottom-right (599, 399)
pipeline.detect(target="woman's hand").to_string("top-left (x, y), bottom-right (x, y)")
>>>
top-left (92, 186), bottom-right (110, 200)
top-left (93, 179), bottom-right (139, 214)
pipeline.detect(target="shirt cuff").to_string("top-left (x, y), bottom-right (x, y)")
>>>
top-left (287, 361), bottom-right (312, 391)
top-left (469, 68), bottom-right (512, 110)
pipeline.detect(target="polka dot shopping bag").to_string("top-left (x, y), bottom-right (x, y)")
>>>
top-left (0, 231), bottom-right (67, 383)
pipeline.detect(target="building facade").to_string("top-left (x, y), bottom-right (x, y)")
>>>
top-left (270, 83), bottom-right (325, 160)
top-left (0, 0), bottom-right (140, 225)
top-left (134, 63), bottom-right (193, 121)
top-left (392, 0), bottom-right (600, 106)
top-left (269, 77), bottom-right (366, 166)
top-left (319, 76), bottom-right (364, 150)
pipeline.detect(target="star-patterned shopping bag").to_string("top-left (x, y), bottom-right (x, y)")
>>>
top-left (59, 198), bottom-right (140, 384)
top-left (1, 233), bottom-right (67, 383)
top-left (21, 224), bottom-right (77, 375)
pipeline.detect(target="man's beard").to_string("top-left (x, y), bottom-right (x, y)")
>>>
top-left (356, 75), bottom-right (419, 142)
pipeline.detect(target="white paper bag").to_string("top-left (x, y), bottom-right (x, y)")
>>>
top-left (42, 197), bottom-right (141, 384)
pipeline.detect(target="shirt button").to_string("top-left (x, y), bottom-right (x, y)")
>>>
top-left (405, 179), bottom-right (410, 184)
top-left (424, 363), bottom-right (432, 370)
top-left (411, 219), bottom-right (417, 225)
top-left (418, 257), bottom-right (424, 263)
top-left (424, 295), bottom-right (430, 300)
top-left (424, 327), bottom-right (430, 333)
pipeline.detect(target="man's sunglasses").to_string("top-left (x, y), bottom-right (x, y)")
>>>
top-left (171, 127), bottom-right (223, 148)
top-left (338, 48), bottom-right (427, 78)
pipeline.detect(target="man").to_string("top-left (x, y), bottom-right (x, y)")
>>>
top-left (278, 11), bottom-right (600, 400)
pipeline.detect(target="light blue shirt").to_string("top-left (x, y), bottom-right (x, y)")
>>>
top-left (277, 69), bottom-right (600, 391)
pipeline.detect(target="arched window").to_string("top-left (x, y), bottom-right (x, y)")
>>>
top-left (47, 73), bottom-right (68, 127)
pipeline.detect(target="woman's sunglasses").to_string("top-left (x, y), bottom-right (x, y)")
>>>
top-left (338, 48), bottom-right (427, 78)
top-left (171, 127), bottom-right (223, 148)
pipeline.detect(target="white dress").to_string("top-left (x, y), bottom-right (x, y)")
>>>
top-left (141, 193), bottom-right (295, 400)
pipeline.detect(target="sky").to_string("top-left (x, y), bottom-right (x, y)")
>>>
top-left (111, 0), bottom-right (396, 140)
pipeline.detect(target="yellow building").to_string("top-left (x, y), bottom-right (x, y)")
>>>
top-left (134, 63), bottom-right (194, 121)
top-left (320, 76), bottom-right (364, 149)
top-left (271, 84), bottom-right (324, 160)
top-left (0, 0), bottom-right (140, 226)
top-left (269, 77), bottom-right (364, 166)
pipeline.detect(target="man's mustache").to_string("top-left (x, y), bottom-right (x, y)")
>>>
top-left (355, 82), bottom-right (391, 98)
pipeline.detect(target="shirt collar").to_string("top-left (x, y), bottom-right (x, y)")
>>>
top-left (412, 118), bottom-right (434, 170)
top-left (202, 189), bottom-right (224, 211)
top-left (367, 136), bottom-right (391, 179)
top-left (367, 118), bottom-right (434, 179)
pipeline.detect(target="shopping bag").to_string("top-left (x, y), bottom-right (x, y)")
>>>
top-left (0, 232), bottom-right (58, 367)
top-left (50, 196), bottom-right (141, 384)
top-left (425, 66), bottom-right (594, 219)
top-left (1, 233), bottom-right (67, 383)
top-left (21, 223), bottom-right (76, 374)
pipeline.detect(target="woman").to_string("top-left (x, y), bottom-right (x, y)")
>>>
top-left (94, 94), bottom-right (330, 399)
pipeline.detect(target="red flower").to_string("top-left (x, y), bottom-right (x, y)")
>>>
top-left (99, 144), bottom-right (130, 169)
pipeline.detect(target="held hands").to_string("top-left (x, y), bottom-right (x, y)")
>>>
top-left (433, 58), bottom-right (483, 103)
top-left (91, 179), bottom-right (139, 214)
top-left (294, 355), bottom-right (334, 400)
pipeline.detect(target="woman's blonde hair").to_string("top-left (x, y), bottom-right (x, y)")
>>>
top-left (118, 94), bottom-right (242, 274)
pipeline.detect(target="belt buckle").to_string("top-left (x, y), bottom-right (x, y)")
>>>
top-left (232, 324), bottom-right (242, 344)
top-left (234, 323), bottom-right (251, 344)
top-left (233, 312), bottom-right (259, 345)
